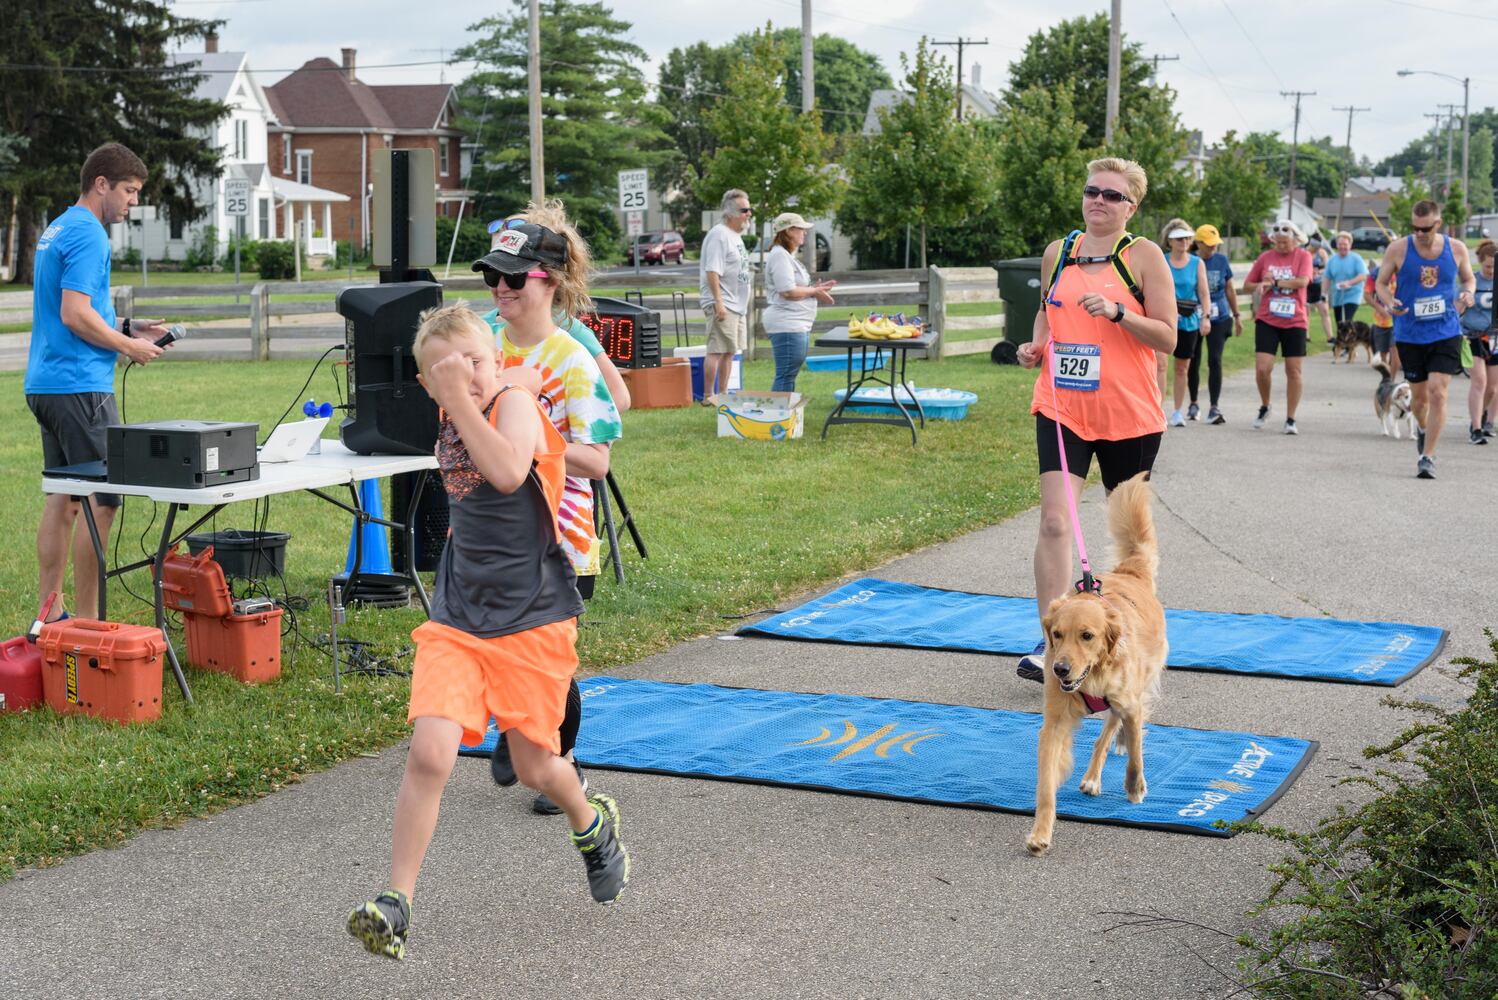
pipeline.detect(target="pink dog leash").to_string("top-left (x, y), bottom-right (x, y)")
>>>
top-left (1042, 334), bottom-right (1101, 597)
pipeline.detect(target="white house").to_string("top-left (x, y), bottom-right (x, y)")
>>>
top-left (111, 37), bottom-right (346, 262)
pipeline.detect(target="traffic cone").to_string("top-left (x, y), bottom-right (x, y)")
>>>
top-left (344, 479), bottom-right (394, 576)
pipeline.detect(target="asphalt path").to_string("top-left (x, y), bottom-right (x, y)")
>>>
top-left (1, 353), bottom-right (1489, 999)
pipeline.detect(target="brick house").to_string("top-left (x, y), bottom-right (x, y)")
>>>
top-left (265, 49), bottom-right (470, 252)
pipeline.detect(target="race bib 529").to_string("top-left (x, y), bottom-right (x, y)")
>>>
top-left (1052, 343), bottom-right (1101, 391)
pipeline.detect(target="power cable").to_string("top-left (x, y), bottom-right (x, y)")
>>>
top-left (1379, 0), bottom-right (1498, 21)
top-left (1158, 0), bottom-right (1252, 129)
top-left (1216, 0), bottom-right (1285, 90)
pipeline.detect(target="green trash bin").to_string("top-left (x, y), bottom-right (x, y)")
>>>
top-left (993, 257), bottom-right (1046, 345)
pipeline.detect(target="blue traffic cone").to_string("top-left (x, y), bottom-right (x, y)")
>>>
top-left (344, 479), bottom-right (394, 575)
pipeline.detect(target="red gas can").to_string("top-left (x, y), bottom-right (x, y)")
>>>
top-left (0, 636), bottom-right (45, 712)
top-left (38, 619), bottom-right (167, 724)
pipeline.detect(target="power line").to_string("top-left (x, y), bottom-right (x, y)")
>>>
top-left (1218, 0), bottom-right (1285, 89)
top-left (1331, 104), bottom-right (1371, 231)
top-left (1282, 89), bottom-right (1316, 214)
top-left (1159, 0), bottom-right (1251, 128)
top-left (932, 39), bottom-right (988, 120)
top-left (1379, 0), bottom-right (1498, 22)
top-left (0, 58), bottom-right (458, 74)
top-left (1143, 53), bottom-right (1179, 78)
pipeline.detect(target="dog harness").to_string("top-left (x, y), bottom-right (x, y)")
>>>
top-left (1070, 579), bottom-right (1114, 715)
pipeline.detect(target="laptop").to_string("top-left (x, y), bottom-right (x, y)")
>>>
top-left (43, 460), bottom-right (108, 481)
top-left (257, 417), bottom-right (329, 463)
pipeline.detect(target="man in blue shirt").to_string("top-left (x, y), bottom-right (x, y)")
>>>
top-left (26, 143), bottom-right (169, 619)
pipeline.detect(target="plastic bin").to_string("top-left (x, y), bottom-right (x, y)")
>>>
top-left (157, 545), bottom-right (233, 617)
top-left (183, 610), bottom-right (284, 684)
top-left (833, 386), bottom-right (978, 420)
top-left (185, 529), bottom-right (290, 580)
top-left (38, 619), bottom-right (166, 724)
top-left (993, 257), bottom-right (1045, 345)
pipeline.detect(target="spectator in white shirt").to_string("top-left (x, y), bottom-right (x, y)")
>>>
top-left (762, 213), bottom-right (836, 392)
top-left (697, 189), bottom-right (753, 404)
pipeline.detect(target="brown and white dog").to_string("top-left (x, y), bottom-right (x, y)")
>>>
top-left (1334, 320), bottom-right (1375, 365)
top-left (1026, 473), bottom-right (1167, 856)
top-left (1374, 375), bottom-right (1417, 439)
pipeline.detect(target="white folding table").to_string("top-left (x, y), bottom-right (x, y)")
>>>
top-left (42, 441), bottom-right (439, 704)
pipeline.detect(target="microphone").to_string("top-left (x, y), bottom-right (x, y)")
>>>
top-left (153, 324), bottom-right (188, 348)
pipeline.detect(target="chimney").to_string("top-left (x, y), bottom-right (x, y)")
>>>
top-left (971, 63), bottom-right (981, 88)
top-left (341, 48), bottom-right (357, 82)
top-left (205, 32), bottom-right (218, 54)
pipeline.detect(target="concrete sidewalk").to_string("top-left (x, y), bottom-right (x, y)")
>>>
top-left (1, 353), bottom-right (1489, 999)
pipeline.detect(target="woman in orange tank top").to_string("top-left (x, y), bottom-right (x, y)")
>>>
top-left (1013, 157), bottom-right (1179, 682)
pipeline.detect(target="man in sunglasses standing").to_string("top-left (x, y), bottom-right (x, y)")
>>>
top-left (1376, 200), bottom-right (1478, 479)
top-left (698, 189), bottom-right (753, 404)
top-left (1244, 220), bottom-right (1314, 434)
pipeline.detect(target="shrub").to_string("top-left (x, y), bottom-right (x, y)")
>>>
top-left (256, 240), bottom-right (299, 280)
top-left (184, 225), bottom-right (219, 271)
top-left (331, 240), bottom-right (371, 270)
top-left (114, 246), bottom-right (141, 268)
top-left (435, 215), bottom-right (492, 267)
top-left (221, 237), bottom-right (263, 273)
top-left (1235, 630), bottom-right (1498, 998)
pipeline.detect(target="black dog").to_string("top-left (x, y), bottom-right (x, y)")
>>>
top-left (1334, 320), bottom-right (1375, 365)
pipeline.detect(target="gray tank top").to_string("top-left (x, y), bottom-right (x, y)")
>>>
top-left (429, 388), bottom-right (582, 638)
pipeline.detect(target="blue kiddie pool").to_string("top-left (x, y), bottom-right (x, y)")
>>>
top-left (833, 385), bottom-right (978, 420)
top-left (804, 352), bottom-right (890, 373)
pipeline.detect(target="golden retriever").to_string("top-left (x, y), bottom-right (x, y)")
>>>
top-left (1026, 472), bottom-right (1167, 856)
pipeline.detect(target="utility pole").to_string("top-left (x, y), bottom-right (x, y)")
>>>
top-left (801, 0), bottom-right (817, 273)
top-left (1332, 105), bottom-right (1370, 233)
top-left (1281, 90), bottom-right (1316, 218)
top-left (933, 38), bottom-right (987, 120)
top-left (1144, 53), bottom-right (1179, 78)
top-left (1460, 76), bottom-right (1470, 222)
top-left (1105, 0), bottom-right (1121, 143)
top-left (527, 0), bottom-right (544, 204)
top-left (1438, 103), bottom-right (1459, 196)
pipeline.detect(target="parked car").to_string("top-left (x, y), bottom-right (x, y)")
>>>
top-left (1349, 227), bottom-right (1389, 251)
top-left (633, 231), bottom-right (685, 265)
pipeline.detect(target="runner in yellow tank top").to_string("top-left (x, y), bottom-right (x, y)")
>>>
top-left (1013, 157), bottom-right (1179, 684)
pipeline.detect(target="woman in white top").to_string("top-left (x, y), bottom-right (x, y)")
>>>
top-left (762, 212), bottom-right (836, 392)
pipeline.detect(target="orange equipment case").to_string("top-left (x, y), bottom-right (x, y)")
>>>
top-left (37, 619), bottom-right (166, 724)
top-left (157, 545), bottom-right (233, 618)
top-left (183, 610), bottom-right (283, 684)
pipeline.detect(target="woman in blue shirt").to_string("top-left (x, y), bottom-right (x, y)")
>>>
top-left (1161, 218), bottom-right (1211, 427)
top-left (1462, 239), bottom-right (1495, 442)
top-left (1324, 231), bottom-right (1369, 329)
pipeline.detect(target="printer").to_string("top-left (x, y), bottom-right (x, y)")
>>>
top-left (107, 420), bottom-right (260, 489)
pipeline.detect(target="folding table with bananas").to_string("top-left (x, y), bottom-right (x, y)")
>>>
top-left (816, 313), bottom-right (938, 445)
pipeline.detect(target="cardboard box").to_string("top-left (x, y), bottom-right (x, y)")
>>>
top-left (715, 390), bottom-right (806, 441)
top-left (620, 359), bottom-right (692, 409)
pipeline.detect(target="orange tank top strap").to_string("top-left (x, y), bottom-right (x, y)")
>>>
top-left (484, 386), bottom-right (571, 540)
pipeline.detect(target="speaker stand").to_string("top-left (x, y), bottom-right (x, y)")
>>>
top-left (592, 470), bottom-right (647, 585)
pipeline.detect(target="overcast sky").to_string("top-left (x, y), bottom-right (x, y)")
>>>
top-left (176, 0), bottom-right (1498, 165)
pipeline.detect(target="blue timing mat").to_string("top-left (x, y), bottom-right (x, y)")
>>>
top-left (738, 578), bottom-right (1446, 686)
top-left (460, 676), bottom-right (1315, 837)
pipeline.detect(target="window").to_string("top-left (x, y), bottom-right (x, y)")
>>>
top-left (282, 135), bottom-right (291, 174)
top-left (439, 139), bottom-right (450, 176)
top-left (169, 211), bottom-right (185, 241)
top-left (234, 119), bottom-right (249, 159)
top-left (257, 197), bottom-right (270, 239)
top-left (296, 150), bottom-right (312, 186)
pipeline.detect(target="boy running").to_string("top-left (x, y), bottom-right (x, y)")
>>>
top-left (346, 302), bottom-right (628, 962)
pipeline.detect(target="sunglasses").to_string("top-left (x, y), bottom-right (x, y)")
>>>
top-left (483, 268), bottom-right (550, 290)
top-left (487, 217), bottom-right (526, 234)
top-left (1410, 222), bottom-right (1439, 234)
top-left (1082, 185), bottom-right (1132, 204)
top-left (736, 206), bottom-right (754, 215)
top-left (1271, 226), bottom-right (1296, 234)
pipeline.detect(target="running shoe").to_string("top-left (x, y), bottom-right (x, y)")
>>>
top-left (1482, 420), bottom-right (1495, 437)
top-left (490, 734), bottom-right (517, 787)
top-left (1472, 428), bottom-right (1490, 446)
top-left (1417, 455), bottom-right (1436, 479)
top-left (1252, 405), bottom-right (1270, 430)
top-left (1168, 410), bottom-right (1187, 427)
top-left (347, 889), bottom-right (411, 961)
top-left (573, 794), bottom-right (630, 903)
top-left (533, 759), bottom-right (588, 815)
top-left (1208, 406), bottom-right (1225, 425)
top-left (1016, 641), bottom-right (1046, 683)
top-left (1283, 419), bottom-right (1298, 435)
top-left (1187, 402), bottom-right (1200, 422)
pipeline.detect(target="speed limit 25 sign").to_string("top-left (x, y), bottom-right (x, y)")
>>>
top-left (224, 178), bottom-right (252, 218)
top-left (617, 169), bottom-right (648, 212)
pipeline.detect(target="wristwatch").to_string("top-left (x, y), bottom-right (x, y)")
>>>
top-left (1109, 301), bottom-right (1125, 323)
top-left (120, 317), bottom-right (131, 336)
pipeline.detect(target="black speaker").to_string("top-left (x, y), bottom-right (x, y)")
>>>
top-left (391, 470), bottom-right (449, 573)
top-left (338, 281), bottom-right (443, 455)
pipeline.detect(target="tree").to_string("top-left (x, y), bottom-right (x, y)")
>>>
top-left (1197, 131), bottom-right (1280, 244)
top-left (1443, 182), bottom-right (1469, 232)
top-left (1241, 133), bottom-right (1345, 205)
top-left (841, 39), bottom-right (992, 268)
top-left (1112, 85), bottom-right (1192, 236)
top-left (1003, 13), bottom-right (1153, 150)
top-left (990, 86), bottom-right (1088, 258)
top-left (1, 0), bottom-right (228, 283)
top-left (1388, 168), bottom-right (1432, 227)
top-left (771, 30), bottom-right (892, 136)
top-left (693, 26), bottom-right (842, 244)
top-left (455, 0), bottom-right (670, 254)
top-left (1468, 126), bottom-right (1495, 213)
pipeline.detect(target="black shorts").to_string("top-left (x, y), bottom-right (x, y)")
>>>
top-left (1255, 321), bottom-right (1308, 358)
top-left (1373, 326), bottom-right (1393, 354)
top-left (1036, 414), bottom-right (1161, 493)
top-left (1172, 327), bottom-right (1201, 361)
top-left (1396, 336), bottom-right (1463, 383)
top-left (1306, 281), bottom-right (1324, 304)
top-left (576, 573), bottom-right (596, 601)
top-left (1467, 334), bottom-right (1493, 362)
top-left (1333, 302), bottom-right (1359, 325)
top-left (27, 392), bottom-right (121, 507)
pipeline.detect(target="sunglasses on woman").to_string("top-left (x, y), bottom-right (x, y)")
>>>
top-left (1271, 225), bottom-right (1295, 234)
top-left (482, 268), bottom-right (550, 290)
top-left (1082, 185), bottom-right (1132, 204)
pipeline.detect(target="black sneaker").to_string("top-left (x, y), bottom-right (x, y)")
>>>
top-left (1187, 402), bottom-right (1200, 421)
top-left (490, 733), bottom-right (518, 787)
top-left (1252, 405), bottom-right (1270, 430)
top-left (1015, 640), bottom-right (1046, 683)
top-left (347, 889), bottom-right (411, 961)
top-left (572, 794), bottom-right (629, 903)
top-left (1417, 455), bottom-right (1435, 479)
top-left (533, 759), bottom-right (588, 815)
top-left (1472, 427), bottom-right (1489, 445)
top-left (1208, 406), bottom-right (1225, 425)
top-left (1483, 421), bottom-right (1495, 438)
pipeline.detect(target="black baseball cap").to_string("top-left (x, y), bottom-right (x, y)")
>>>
top-left (472, 220), bottom-right (569, 275)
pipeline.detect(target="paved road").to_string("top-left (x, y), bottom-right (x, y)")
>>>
top-left (1, 355), bottom-right (1488, 999)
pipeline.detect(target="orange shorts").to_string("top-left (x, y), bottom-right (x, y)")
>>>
top-left (408, 618), bottom-right (578, 752)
